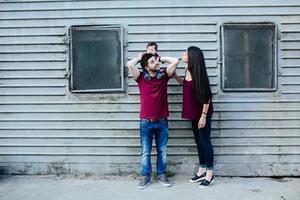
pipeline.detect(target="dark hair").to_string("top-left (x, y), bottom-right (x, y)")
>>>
top-left (140, 53), bottom-right (159, 69)
top-left (187, 46), bottom-right (212, 104)
top-left (146, 42), bottom-right (158, 51)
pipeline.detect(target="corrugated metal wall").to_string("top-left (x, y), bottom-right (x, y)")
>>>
top-left (0, 0), bottom-right (299, 176)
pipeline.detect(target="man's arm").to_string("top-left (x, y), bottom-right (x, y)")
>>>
top-left (160, 57), bottom-right (179, 77)
top-left (127, 54), bottom-right (142, 81)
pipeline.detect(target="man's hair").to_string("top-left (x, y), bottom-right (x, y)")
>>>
top-left (140, 53), bottom-right (159, 69)
top-left (146, 41), bottom-right (158, 51)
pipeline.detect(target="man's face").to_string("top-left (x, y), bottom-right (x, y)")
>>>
top-left (146, 45), bottom-right (157, 55)
top-left (145, 56), bottom-right (160, 72)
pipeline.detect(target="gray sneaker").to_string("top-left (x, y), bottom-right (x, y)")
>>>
top-left (158, 174), bottom-right (172, 187)
top-left (137, 176), bottom-right (151, 189)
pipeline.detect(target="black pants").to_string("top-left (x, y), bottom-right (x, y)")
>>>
top-left (191, 117), bottom-right (214, 169)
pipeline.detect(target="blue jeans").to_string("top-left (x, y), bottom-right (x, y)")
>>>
top-left (139, 118), bottom-right (169, 177)
top-left (191, 117), bottom-right (214, 170)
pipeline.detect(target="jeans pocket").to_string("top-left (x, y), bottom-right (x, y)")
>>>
top-left (140, 120), bottom-right (149, 128)
top-left (161, 119), bottom-right (169, 129)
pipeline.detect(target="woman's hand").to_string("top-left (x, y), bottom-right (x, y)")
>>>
top-left (198, 115), bottom-right (206, 129)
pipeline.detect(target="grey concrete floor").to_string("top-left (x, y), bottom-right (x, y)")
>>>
top-left (0, 175), bottom-right (299, 200)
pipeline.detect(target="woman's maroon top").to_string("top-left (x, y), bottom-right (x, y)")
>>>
top-left (182, 79), bottom-right (213, 120)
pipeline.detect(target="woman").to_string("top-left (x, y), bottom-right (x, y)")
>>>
top-left (174, 46), bottom-right (214, 188)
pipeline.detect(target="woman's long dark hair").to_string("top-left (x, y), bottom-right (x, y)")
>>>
top-left (187, 46), bottom-right (212, 104)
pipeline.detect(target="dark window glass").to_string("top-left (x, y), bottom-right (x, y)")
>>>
top-left (70, 25), bottom-right (124, 92)
top-left (222, 24), bottom-right (276, 91)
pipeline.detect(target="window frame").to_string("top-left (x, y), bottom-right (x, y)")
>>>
top-left (69, 24), bottom-right (124, 93)
top-left (220, 23), bottom-right (278, 92)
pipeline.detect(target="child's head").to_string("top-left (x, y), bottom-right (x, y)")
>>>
top-left (146, 42), bottom-right (158, 55)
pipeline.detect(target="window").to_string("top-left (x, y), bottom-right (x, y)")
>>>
top-left (69, 25), bottom-right (124, 92)
top-left (221, 23), bottom-right (277, 91)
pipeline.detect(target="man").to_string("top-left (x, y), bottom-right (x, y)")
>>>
top-left (127, 49), bottom-right (178, 189)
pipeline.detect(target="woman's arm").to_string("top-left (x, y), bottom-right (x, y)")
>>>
top-left (173, 71), bottom-right (183, 85)
top-left (198, 100), bottom-right (210, 128)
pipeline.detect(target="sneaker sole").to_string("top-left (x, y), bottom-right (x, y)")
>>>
top-left (189, 177), bottom-right (205, 183)
top-left (137, 181), bottom-right (151, 189)
top-left (158, 180), bottom-right (172, 187)
top-left (198, 178), bottom-right (214, 188)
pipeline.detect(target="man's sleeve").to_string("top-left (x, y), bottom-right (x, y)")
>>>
top-left (135, 71), bottom-right (142, 82)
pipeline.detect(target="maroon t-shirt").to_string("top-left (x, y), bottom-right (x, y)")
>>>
top-left (182, 79), bottom-right (213, 120)
top-left (136, 69), bottom-right (170, 119)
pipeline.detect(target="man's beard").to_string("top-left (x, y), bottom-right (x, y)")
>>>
top-left (149, 65), bottom-right (160, 72)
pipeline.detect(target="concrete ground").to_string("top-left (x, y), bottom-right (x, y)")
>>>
top-left (0, 175), bottom-right (299, 200)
